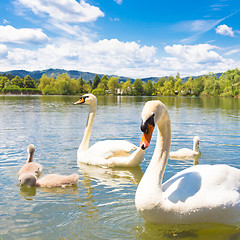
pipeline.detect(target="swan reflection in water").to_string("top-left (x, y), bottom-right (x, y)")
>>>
top-left (19, 183), bottom-right (79, 198)
top-left (170, 155), bottom-right (200, 166)
top-left (78, 162), bottom-right (143, 187)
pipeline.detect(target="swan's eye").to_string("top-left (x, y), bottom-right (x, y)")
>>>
top-left (74, 96), bottom-right (89, 105)
top-left (141, 114), bottom-right (155, 133)
top-left (148, 114), bottom-right (155, 126)
top-left (82, 96), bottom-right (90, 103)
top-left (141, 120), bottom-right (148, 133)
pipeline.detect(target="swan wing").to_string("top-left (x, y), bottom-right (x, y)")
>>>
top-left (78, 140), bottom-right (145, 167)
top-left (87, 140), bottom-right (138, 159)
top-left (170, 148), bottom-right (195, 159)
top-left (162, 164), bottom-right (240, 208)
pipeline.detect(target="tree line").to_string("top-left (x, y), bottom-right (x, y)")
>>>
top-left (0, 68), bottom-right (240, 97)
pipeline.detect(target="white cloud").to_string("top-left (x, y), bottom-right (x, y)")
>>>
top-left (114, 0), bottom-right (123, 4)
top-left (162, 44), bottom-right (239, 77)
top-left (174, 19), bottom-right (222, 33)
top-left (175, 13), bottom-right (236, 43)
top-left (109, 17), bottom-right (120, 22)
top-left (164, 44), bottom-right (223, 63)
top-left (0, 25), bottom-right (49, 44)
top-left (7, 48), bottom-right (36, 64)
top-left (0, 38), bottom-right (157, 77)
top-left (3, 19), bottom-right (9, 24)
top-left (0, 44), bottom-right (8, 57)
top-left (38, 39), bottom-right (158, 74)
top-left (224, 49), bottom-right (240, 56)
top-left (0, 39), bottom-right (239, 79)
top-left (16, 0), bottom-right (104, 23)
top-left (216, 24), bottom-right (234, 37)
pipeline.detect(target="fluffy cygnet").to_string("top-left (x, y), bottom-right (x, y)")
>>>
top-left (19, 173), bottom-right (37, 187)
top-left (18, 144), bottom-right (43, 177)
top-left (19, 173), bottom-right (79, 188)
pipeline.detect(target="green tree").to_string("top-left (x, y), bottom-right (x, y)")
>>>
top-left (101, 75), bottom-right (109, 90)
top-left (78, 77), bottom-right (86, 93)
top-left (122, 79), bottom-right (132, 95)
top-left (91, 74), bottom-right (101, 91)
top-left (174, 78), bottom-right (182, 95)
top-left (161, 80), bottom-right (175, 96)
top-left (2, 85), bottom-right (21, 94)
top-left (155, 77), bottom-right (167, 94)
top-left (92, 88), bottom-right (106, 95)
top-left (69, 78), bottom-right (80, 94)
top-left (107, 77), bottom-right (119, 94)
top-left (219, 68), bottom-right (240, 97)
top-left (0, 76), bottom-right (8, 89)
top-left (23, 75), bottom-right (35, 88)
top-left (38, 74), bottom-right (55, 91)
top-left (183, 77), bottom-right (194, 95)
top-left (83, 83), bottom-right (91, 93)
top-left (192, 77), bottom-right (205, 96)
top-left (133, 79), bottom-right (144, 95)
top-left (202, 74), bottom-right (219, 96)
top-left (54, 73), bottom-right (71, 95)
top-left (11, 76), bottom-right (24, 88)
top-left (42, 84), bottom-right (56, 95)
top-left (144, 80), bottom-right (155, 95)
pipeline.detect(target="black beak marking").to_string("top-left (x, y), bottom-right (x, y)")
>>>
top-left (140, 114), bottom-right (155, 133)
top-left (141, 120), bottom-right (148, 134)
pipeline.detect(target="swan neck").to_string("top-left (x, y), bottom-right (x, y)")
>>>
top-left (149, 117), bottom-right (171, 186)
top-left (193, 141), bottom-right (198, 152)
top-left (79, 109), bottom-right (96, 151)
top-left (27, 152), bottom-right (34, 163)
top-left (138, 112), bottom-right (171, 196)
top-left (135, 112), bottom-right (171, 211)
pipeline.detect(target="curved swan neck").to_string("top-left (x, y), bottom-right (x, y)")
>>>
top-left (148, 116), bottom-right (171, 185)
top-left (79, 107), bottom-right (96, 151)
top-left (27, 151), bottom-right (34, 163)
top-left (193, 141), bottom-right (198, 152)
top-left (137, 110), bottom-right (171, 197)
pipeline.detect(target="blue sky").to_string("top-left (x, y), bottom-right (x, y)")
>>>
top-left (0, 0), bottom-right (239, 78)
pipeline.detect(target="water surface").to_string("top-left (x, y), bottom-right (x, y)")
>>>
top-left (0, 95), bottom-right (239, 239)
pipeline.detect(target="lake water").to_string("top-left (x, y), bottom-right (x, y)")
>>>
top-left (0, 95), bottom-right (239, 239)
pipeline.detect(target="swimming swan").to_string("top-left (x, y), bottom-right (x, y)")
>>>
top-left (135, 100), bottom-right (240, 225)
top-left (170, 136), bottom-right (200, 159)
top-left (74, 94), bottom-right (145, 167)
top-left (19, 173), bottom-right (79, 188)
top-left (18, 144), bottom-right (43, 177)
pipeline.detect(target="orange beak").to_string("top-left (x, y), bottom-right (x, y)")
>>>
top-left (140, 124), bottom-right (154, 150)
top-left (74, 98), bottom-right (84, 105)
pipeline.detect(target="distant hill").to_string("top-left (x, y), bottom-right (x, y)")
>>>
top-left (0, 68), bottom-right (133, 82)
top-left (0, 68), bottom-right (222, 83)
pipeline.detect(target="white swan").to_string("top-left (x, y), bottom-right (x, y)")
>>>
top-left (74, 94), bottom-right (145, 167)
top-left (135, 100), bottom-right (240, 225)
top-left (170, 136), bottom-right (200, 159)
top-left (18, 144), bottom-right (43, 177)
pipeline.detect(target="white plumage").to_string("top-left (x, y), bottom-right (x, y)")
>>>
top-left (135, 100), bottom-right (240, 225)
top-left (75, 94), bottom-right (145, 167)
top-left (170, 136), bottom-right (200, 159)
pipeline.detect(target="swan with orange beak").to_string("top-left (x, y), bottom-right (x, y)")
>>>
top-left (136, 100), bottom-right (240, 225)
top-left (74, 94), bottom-right (145, 167)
